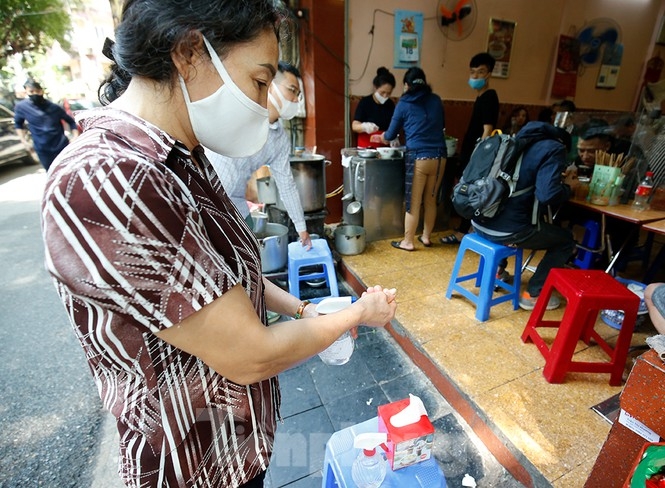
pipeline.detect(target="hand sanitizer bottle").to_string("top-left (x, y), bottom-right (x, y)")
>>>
top-left (351, 433), bottom-right (388, 488)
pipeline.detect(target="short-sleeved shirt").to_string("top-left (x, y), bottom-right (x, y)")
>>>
top-left (14, 98), bottom-right (76, 153)
top-left (460, 89), bottom-right (500, 165)
top-left (41, 107), bottom-right (278, 487)
top-left (353, 95), bottom-right (395, 148)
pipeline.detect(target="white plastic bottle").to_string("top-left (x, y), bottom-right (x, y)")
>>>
top-left (351, 433), bottom-right (388, 488)
top-left (633, 171), bottom-right (654, 211)
top-left (316, 297), bottom-right (356, 366)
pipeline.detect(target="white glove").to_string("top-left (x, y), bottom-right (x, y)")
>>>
top-left (361, 122), bottom-right (379, 134)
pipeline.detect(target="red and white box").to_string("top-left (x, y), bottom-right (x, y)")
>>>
top-left (377, 394), bottom-right (435, 470)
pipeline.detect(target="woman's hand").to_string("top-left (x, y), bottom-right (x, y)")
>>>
top-left (355, 285), bottom-right (397, 327)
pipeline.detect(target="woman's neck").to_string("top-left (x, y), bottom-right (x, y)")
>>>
top-left (111, 77), bottom-right (196, 150)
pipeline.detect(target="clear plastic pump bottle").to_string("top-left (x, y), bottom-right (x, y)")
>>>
top-left (351, 433), bottom-right (388, 488)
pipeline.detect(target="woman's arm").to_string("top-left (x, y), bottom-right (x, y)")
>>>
top-left (157, 283), bottom-right (396, 385)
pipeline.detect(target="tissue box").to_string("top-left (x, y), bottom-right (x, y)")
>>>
top-left (378, 398), bottom-right (435, 470)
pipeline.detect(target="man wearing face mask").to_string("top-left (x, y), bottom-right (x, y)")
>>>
top-left (14, 79), bottom-right (79, 171)
top-left (207, 61), bottom-right (312, 249)
top-left (441, 52), bottom-right (500, 245)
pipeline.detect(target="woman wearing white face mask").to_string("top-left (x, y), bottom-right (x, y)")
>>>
top-left (40, 1), bottom-right (398, 487)
top-left (208, 61), bottom-right (314, 250)
top-left (352, 66), bottom-right (396, 148)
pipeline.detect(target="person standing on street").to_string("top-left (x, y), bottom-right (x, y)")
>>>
top-left (14, 80), bottom-right (78, 170)
top-left (40, 1), bottom-right (397, 487)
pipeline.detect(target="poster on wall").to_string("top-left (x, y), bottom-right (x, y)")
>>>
top-left (551, 34), bottom-right (580, 99)
top-left (487, 18), bottom-right (516, 78)
top-left (394, 10), bottom-right (423, 69)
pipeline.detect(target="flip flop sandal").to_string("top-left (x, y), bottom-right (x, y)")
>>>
top-left (417, 236), bottom-right (432, 247)
top-left (391, 241), bottom-right (414, 252)
top-left (439, 234), bottom-right (462, 245)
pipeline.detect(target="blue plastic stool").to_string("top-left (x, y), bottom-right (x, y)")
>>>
top-left (573, 220), bottom-right (601, 269)
top-left (445, 233), bottom-right (523, 321)
top-left (322, 417), bottom-right (446, 488)
top-left (288, 239), bottom-right (339, 303)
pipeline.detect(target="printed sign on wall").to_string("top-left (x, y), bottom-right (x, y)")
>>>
top-left (394, 10), bottom-right (423, 69)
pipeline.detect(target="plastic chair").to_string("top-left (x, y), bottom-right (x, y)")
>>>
top-left (287, 239), bottom-right (339, 302)
top-left (322, 417), bottom-right (446, 488)
top-left (521, 269), bottom-right (640, 386)
top-left (445, 233), bottom-right (523, 321)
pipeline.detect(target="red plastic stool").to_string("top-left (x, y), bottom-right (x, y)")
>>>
top-left (521, 269), bottom-right (639, 386)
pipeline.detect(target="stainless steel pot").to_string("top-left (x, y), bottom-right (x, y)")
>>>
top-left (256, 176), bottom-right (277, 204)
top-left (255, 223), bottom-right (289, 272)
top-left (334, 225), bottom-right (366, 256)
top-left (276, 155), bottom-right (330, 212)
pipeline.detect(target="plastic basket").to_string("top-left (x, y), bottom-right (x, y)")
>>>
top-left (600, 277), bottom-right (647, 330)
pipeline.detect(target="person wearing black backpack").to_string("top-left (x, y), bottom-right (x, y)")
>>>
top-left (471, 121), bottom-right (576, 310)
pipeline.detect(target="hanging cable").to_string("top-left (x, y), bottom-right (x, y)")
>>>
top-left (326, 184), bottom-right (345, 199)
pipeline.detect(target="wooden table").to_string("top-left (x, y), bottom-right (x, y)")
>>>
top-left (568, 199), bottom-right (665, 225)
top-left (643, 218), bottom-right (665, 235)
top-left (641, 218), bottom-right (665, 282)
top-left (567, 199), bottom-right (665, 273)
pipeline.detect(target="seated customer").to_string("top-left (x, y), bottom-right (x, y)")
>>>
top-left (566, 119), bottom-right (612, 180)
top-left (645, 283), bottom-right (665, 334)
top-left (471, 121), bottom-right (576, 310)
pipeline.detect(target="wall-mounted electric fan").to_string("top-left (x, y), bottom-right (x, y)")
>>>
top-left (438, 0), bottom-right (477, 41)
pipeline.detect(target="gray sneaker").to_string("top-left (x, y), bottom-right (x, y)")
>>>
top-left (519, 292), bottom-right (561, 311)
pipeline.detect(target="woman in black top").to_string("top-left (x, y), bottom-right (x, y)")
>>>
top-left (352, 67), bottom-right (396, 148)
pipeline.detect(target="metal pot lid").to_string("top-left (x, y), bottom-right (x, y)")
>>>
top-left (289, 154), bottom-right (325, 162)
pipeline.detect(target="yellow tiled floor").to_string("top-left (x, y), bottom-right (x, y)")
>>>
top-left (340, 234), bottom-right (655, 487)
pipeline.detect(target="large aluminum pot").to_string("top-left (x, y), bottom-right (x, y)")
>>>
top-left (256, 176), bottom-right (277, 205)
top-left (334, 225), bottom-right (366, 256)
top-left (276, 154), bottom-right (330, 212)
top-left (255, 223), bottom-right (289, 273)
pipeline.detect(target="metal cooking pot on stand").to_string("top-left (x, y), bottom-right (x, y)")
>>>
top-left (254, 223), bottom-right (289, 273)
top-left (275, 155), bottom-right (331, 212)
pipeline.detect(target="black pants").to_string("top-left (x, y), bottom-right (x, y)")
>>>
top-left (476, 223), bottom-right (576, 296)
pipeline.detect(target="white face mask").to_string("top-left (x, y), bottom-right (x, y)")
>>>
top-left (268, 81), bottom-right (299, 120)
top-left (179, 36), bottom-right (269, 158)
top-left (374, 91), bottom-right (388, 105)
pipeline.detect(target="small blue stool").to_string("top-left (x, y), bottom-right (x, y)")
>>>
top-left (573, 220), bottom-right (602, 269)
top-left (322, 417), bottom-right (446, 488)
top-left (288, 239), bottom-right (339, 303)
top-left (446, 233), bottom-right (523, 321)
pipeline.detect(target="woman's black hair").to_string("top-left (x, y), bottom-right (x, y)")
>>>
top-left (403, 67), bottom-right (432, 95)
top-left (99, 0), bottom-right (288, 104)
top-left (372, 67), bottom-right (395, 90)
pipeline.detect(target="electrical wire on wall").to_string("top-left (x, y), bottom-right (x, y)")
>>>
top-left (349, 9), bottom-right (450, 82)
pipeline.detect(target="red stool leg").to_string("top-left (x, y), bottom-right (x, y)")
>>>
top-left (542, 299), bottom-right (587, 383)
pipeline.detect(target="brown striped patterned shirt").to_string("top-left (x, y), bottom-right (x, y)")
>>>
top-left (41, 108), bottom-right (278, 487)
